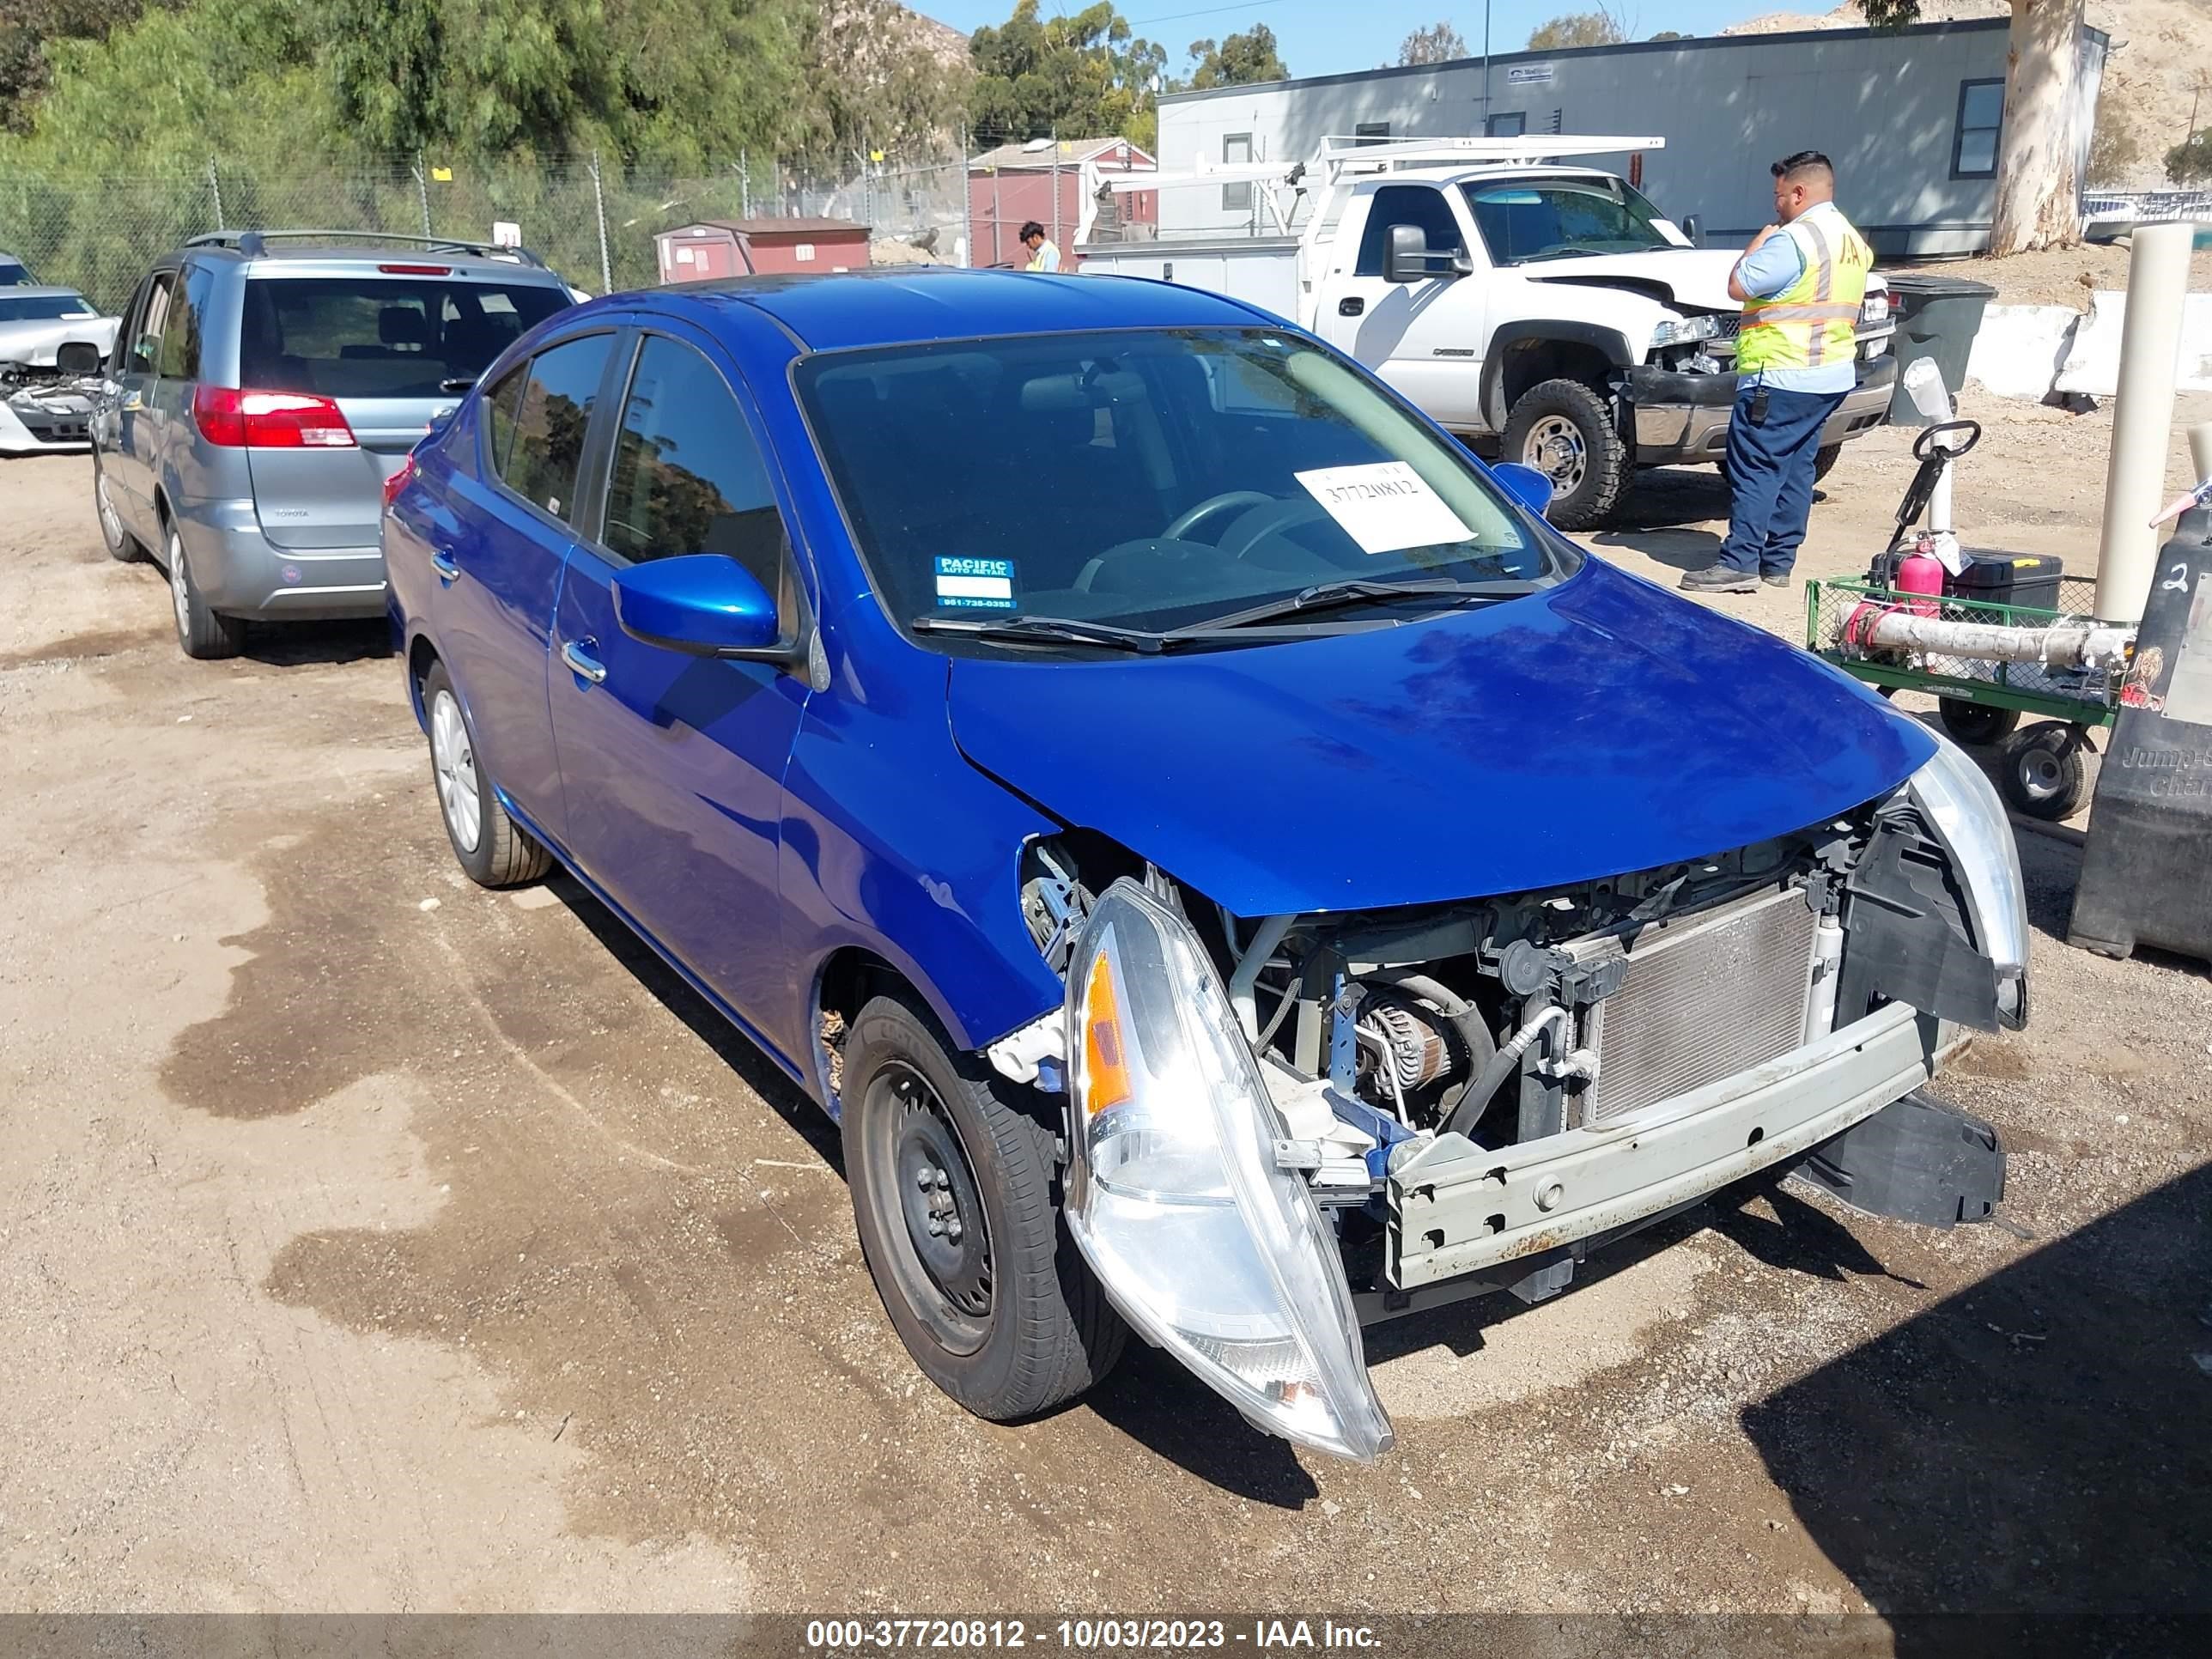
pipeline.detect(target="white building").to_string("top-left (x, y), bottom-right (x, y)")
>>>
top-left (1153, 18), bottom-right (2107, 258)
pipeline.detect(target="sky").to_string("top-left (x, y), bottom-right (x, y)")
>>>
top-left (925, 1), bottom-right (1809, 83)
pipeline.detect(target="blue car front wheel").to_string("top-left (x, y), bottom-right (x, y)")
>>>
top-left (842, 994), bottom-right (1126, 1422)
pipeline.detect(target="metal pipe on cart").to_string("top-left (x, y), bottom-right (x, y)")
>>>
top-left (2094, 222), bottom-right (2195, 623)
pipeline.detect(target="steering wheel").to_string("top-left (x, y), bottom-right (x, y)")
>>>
top-left (1163, 490), bottom-right (1278, 544)
top-left (1218, 496), bottom-right (1333, 562)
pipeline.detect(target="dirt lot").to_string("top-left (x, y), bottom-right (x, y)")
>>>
top-left (2, 400), bottom-right (2209, 1622)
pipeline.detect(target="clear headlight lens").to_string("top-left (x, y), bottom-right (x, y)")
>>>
top-left (1064, 879), bottom-right (1393, 1462)
top-left (1905, 733), bottom-right (2030, 1024)
top-left (1651, 313), bottom-right (1722, 349)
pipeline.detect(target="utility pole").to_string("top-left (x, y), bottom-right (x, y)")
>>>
top-left (1482, 0), bottom-right (1492, 130)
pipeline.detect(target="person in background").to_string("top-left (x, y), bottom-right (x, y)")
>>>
top-left (1019, 221), bottom-right (1061, 273)
top-left (1682, 150), bottom-right (1872, 595)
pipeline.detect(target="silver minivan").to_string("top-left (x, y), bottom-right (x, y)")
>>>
top-left (91, 231), bottom-right (578, 658)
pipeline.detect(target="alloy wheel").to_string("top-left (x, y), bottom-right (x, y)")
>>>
top-left (430, 688), bottom-right (483, 853)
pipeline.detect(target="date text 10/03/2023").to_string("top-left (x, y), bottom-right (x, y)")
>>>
top-left (803, 1620), bottom-right (1382, 1650)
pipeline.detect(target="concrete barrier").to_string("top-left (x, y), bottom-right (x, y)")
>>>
top-left (1965, 303), bottom-right (2081, 400)
top-left (2056, 292), bottom-right (2212, 398)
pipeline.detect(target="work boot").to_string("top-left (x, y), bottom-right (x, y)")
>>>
top-left (1680, 567), bottom-right (1757, 594)
top-left (1761, 572), bottom-right (1790, 588)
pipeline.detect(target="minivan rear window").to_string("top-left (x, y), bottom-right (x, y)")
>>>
top-left (239, 276), bottom-right (569, 399)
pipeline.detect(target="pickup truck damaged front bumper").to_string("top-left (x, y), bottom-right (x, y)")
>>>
top-left (1387, 1000), bottom-right (1960, 1292)
top-left (1626, 356), bottom-right (1897, 467)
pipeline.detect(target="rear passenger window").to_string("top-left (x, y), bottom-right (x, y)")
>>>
top-left (496, 333), bottom-right (613, 524)
top-left (600, 336), bottom-right (789, 596)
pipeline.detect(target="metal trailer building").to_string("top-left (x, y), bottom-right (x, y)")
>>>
top-left (1152, 19), bottom-right (2107, 258)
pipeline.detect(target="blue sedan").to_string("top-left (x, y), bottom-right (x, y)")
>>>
top-left (385, 269), bottom-right (2027, 1462)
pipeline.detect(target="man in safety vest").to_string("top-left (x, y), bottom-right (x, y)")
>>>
top-left (1682, 150), bottom-right (1872, 595)
top-left (1020, 221), bottom-right (1062, 273)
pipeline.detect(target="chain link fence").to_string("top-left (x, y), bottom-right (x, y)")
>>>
top-left (0, 148), bottom-right (973, 313)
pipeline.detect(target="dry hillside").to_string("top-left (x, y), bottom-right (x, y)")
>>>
top-left (1723, 0), bottom-right (2212, 191)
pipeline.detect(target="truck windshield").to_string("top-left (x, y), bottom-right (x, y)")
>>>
top-left (1464, 178), bottom-right (1673, 264)
top-left (796, 327), bottom-right (1574, 644)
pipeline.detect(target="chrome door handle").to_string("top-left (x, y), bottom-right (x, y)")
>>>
top-left (429, 549), bottom-right (459, 584)
top-left (561, 638), bottom-right (607, 684)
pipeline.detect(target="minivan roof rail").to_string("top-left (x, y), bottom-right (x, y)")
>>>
top-left (179, 229), bottom-right (550, 269)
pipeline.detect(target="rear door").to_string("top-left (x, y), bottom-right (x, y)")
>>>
top-left (549, 323), bottom-right (812, 1036)
top-left (236, 270), bottom-right (573, 552)
top-left (1315, 183), bottom-right (1487, 429)
top-left (442, 327), bottom-right (623, 845)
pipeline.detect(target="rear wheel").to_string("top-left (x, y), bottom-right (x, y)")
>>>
top-left (1939, 698), bottom-right (2022, 747)
top-left (1500, 378), bottom-right (1629, 531)
top-left (422, 659), bottom-right (552, 886)
top-left (842, 994), bottom-right (1125, 1421)
top-left (94, 453), bottom-right (139, 562)
top-left (1814, 443), bottom-right (1844, 483)
top-left (1998, 721), bottom-right (2088, 821)
top-left (166, 525), bottom-right (245, 659)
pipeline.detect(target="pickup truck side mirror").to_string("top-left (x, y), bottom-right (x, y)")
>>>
top-left (1384, 224), bottom-right (1468, 285)
top-left (1680, 214), bottom-right (1702, 246)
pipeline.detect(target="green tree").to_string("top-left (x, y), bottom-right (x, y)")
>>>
top-left (969, 3), bottom-right (1164, 151)
top-left (2168, 128), bottom-right (2212, 185)
top-left (1526, 9), bottom-right (1627, 50)
top-left (796, 0), bottom-right (969, 168)
top-left (1862, 0), bottom-right (2086, 254)
top-left (1649, 29), bottom-right (1688, 41)
top-left (1398, 22), bottom-right (1466, 66)
top-left (1183, 24), bottom-right (1286, 90)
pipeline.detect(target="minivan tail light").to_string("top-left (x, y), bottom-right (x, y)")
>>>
top-left (381, 453), bottom-right (417, 512)
top-left (192, 386), bottom-right (357, 449)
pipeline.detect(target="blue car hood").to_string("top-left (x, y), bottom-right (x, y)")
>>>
top-left (946, 561), bottom-right (1936, 918)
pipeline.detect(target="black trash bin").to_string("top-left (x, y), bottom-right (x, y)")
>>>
top-left (1882, 272), bottom-right (1998, 426)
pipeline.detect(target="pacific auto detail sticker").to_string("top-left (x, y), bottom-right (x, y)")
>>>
top-left (934, 556), bottom-right (1018, 610)
top-left (1294, 462), bottom-right (1472, 556)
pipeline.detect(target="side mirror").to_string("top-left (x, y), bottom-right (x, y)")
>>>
top-left (613, 554), bottom-right (786, 659)
top-left (1492, 461), bottom-right (1554, 519)
top-left (1680, 214), bottom-right (1702, 246)
top-left (1385, 223), bottom-right (1462, 285)
top-left (53, 341), bottom-right (100, 376)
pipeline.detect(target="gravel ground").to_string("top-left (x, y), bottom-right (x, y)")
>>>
top-left (1, 404), bottom-right (2208, 1623)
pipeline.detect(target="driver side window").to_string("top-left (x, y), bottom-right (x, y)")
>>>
top-left (1353, 186), bottom-right (1464, 279)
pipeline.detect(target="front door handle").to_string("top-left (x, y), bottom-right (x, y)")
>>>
top-left (428, 549), bottom-right (459, 585)
top-left (1339, 297), bottom-right (1365, 317)
top-left (561, 637), bottom-right (607, 684)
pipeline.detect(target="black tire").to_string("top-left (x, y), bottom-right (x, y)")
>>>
top-left (1998, 722), bottom-right (2087, 821)
top-left (420, 659), bottom-right (552, 886)
top-left (165, 522), bottom-right (245, 660)
top-left (1813, 443), bottom-right (1843, 483)
top-left (842, 994), bottom-right (1127, 1421)
top-left (1938, 697), bottom-right (2022, 747)
top-left (1499, 378), bottom-right (1630, 531)
top-left (94, 451), bottom-right (140, 562)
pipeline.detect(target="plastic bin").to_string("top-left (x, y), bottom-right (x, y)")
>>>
top-left (1883, 272), bottom-right (1997, 426)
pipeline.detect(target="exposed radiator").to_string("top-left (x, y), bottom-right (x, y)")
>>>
top-left (1571, 886), bottom-right (1820, 1127)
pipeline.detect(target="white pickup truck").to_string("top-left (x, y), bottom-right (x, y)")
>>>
top-left (1082, 137), bottom-right (1897, 529)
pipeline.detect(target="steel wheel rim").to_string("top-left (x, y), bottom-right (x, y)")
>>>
top-left (96, 466), bottom-right (123, 549)
top-left (866, 1060), bottom-right (994, 1354)
top-left (430, 689), bottom-right (483, 852)
top-left (168, 533), bottom-right (191, 639)
top-left (2020, 746), bottom-right (2065, 801)
top-left (1525, 415), bottom-right (1589, 495)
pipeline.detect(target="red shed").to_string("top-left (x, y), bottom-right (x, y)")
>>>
top-left (654, 218), bottom-right (872, 283)
top-left (969, 138), bottom-right (1157, 270)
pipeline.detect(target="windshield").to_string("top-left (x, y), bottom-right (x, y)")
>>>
top-left (1464, 178), bottom-right (1672, 264)
top-left (796, 328), bottom-right (1574, 644)
top-left (0, 292), bottom-right (97, 322)
top-left (240, 276), bottom-right (571, 399)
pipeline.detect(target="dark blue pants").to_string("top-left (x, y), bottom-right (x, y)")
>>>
top-left (1717, 380), bottom-right (1847, 576)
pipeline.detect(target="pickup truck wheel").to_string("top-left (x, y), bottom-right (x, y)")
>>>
top-left (843, 994), bottom-right (1127, 1421)
top-left (1501, 379), bottom-right (1628, 530)
top-left (166, 525), bottom-right (246, 660)
top-left (1814, 444), bottom-right (1843, 483)
top-left (421, 660), bottom-right (552, 886)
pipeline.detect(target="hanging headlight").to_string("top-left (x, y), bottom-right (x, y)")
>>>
top-left (1905, 732), bottom-right (2031, 1028)
top-left (1063, 879), bottom-right (1393, 1462)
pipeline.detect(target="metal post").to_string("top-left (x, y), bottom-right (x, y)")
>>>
top-left (590, 151), bottom-right (612, 295)
top-left (992, 169), bottom-right (1002, 268)
top-left (1482, 1), bottom-right (1492, 129)
top-left (961, 125), bottom-right (975, 269)
top-left (740, 148), bottom-right (750, 219)
top-left (207, 156), bottom-right (223, 232)
top-left (1051, 129), bottom-right (1062, 258)
top-left (415, 151), bottom-right (432, 237)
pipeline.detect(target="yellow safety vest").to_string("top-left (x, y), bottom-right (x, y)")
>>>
top-left (1735, 206), bottom-right (1873, 374)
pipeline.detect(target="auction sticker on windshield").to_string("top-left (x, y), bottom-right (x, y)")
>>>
top-left (934, 556), bottom-right (1018, 610)
top-left (1295, 462), bottom-right (1472, 556)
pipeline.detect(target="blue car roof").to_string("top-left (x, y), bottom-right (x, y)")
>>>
top-left (659, 268), bottom-right (1274, 354)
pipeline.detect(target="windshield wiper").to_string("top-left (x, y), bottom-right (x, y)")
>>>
top-left (1182, 576), bottom-right (1540, 634)
top-left (1512, 246), bottom-right (1625, 264)
top-left (910, 613), bottom-right (1170, 653)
